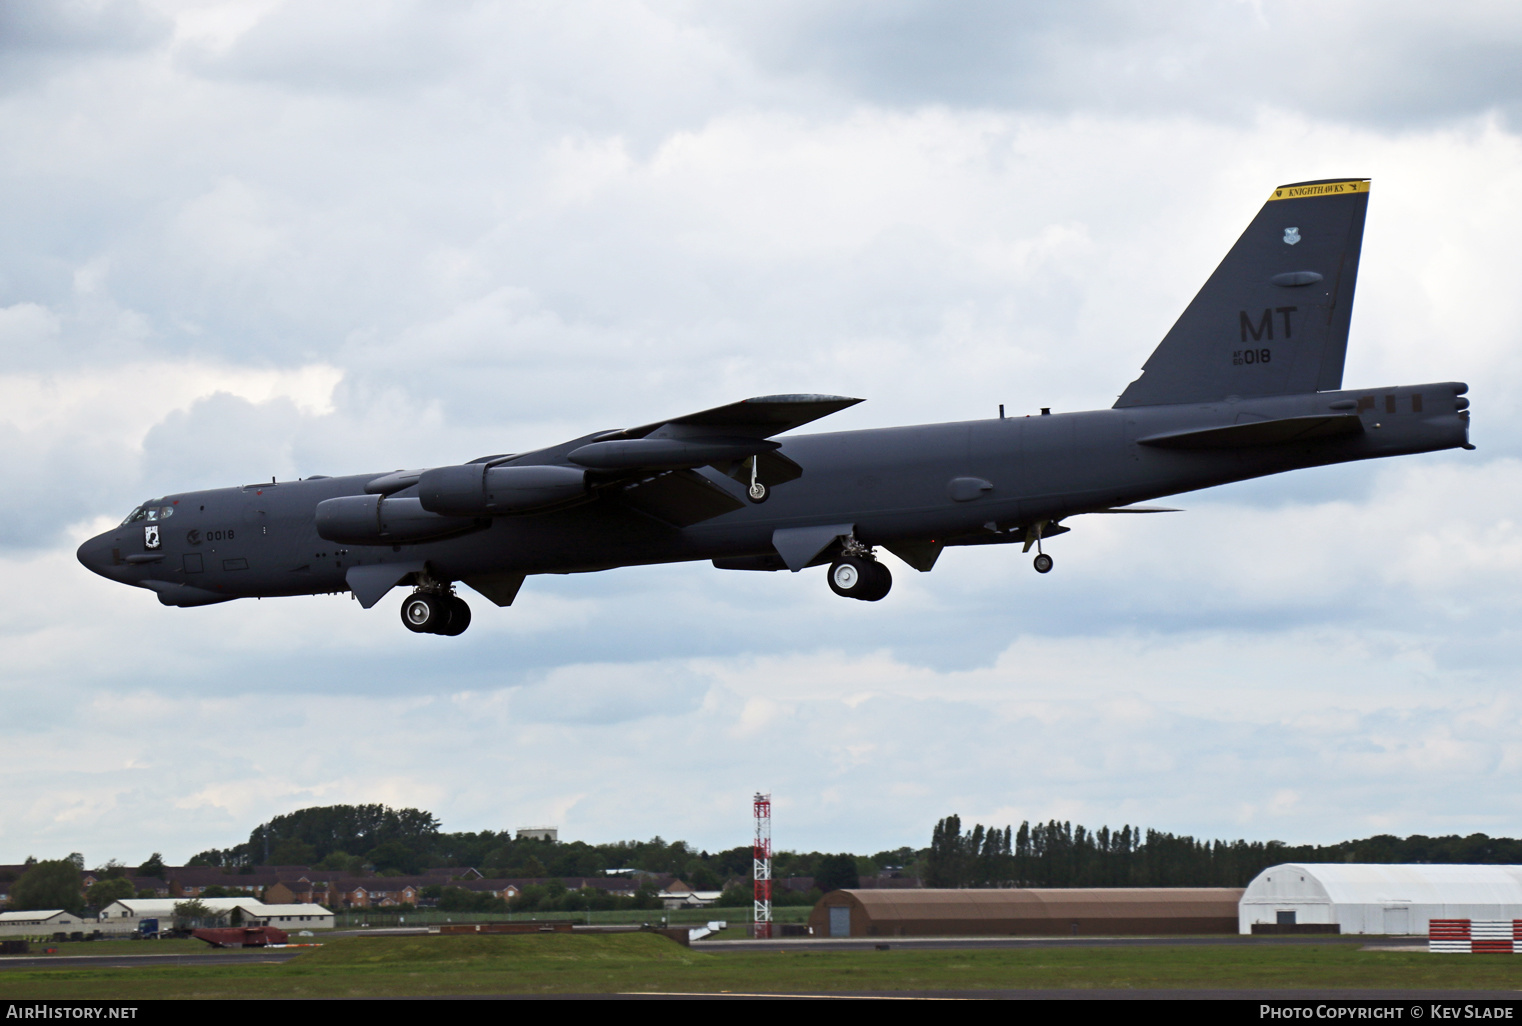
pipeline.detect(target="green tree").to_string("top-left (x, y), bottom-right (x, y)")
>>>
top-left (136, 853), bottom-right (166, 879)
top-left (10, 860), bottom-right (84, 914)
top-left (717, 881), bottom-right (752, 907)
top-left (684, 861), bottom-right (721, 891)
top-left (173, 899), bottom-right (219, 929)
top-left (93, 859), bottom-right (129, 879)
top-left (314, 851), bottom-right (363, 874)
top-left (245, 804), bottom-right (440, 865)
top-left (365, 840), bottom-right (422, 875)
top-left (86, 877), bottom-right (135, 908)
top-left (269, 839), bottom-right (318, 865)
top-left (813, 853), bottom-right (860, 893)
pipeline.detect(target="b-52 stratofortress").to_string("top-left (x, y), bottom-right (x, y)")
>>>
top-left (79, 179), bottom-right (1472, 635)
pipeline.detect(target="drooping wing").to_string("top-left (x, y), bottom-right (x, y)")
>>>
top-left (483, 394), bottom-right (861, 527)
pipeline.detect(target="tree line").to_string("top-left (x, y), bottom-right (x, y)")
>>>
top-left (184, 803), bottom-right (881, 889)
top-left (924, 815), bottom-right (1522, 888)
top-left (20, 803), bottom-right (1517, 915)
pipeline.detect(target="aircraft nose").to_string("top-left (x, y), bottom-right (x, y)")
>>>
top-left (77, 534), bottom-right (120, 580)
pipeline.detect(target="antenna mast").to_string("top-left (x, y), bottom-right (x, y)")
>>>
top-left (753, 791), bottom-right (772, 939)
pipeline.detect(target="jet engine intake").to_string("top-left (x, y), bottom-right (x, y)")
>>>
top-left (417, 464), bottom-right (589, 516)
top-left (315, 495), bottom-right (477, 545)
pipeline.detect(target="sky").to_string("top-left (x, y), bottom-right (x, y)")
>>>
top-left (3, 0), bottom-right (1522, 866)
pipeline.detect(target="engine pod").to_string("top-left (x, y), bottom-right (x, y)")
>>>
top-left (417, 464), bottom-right (589, 516)
top-left (316, 495), bottom-right (476, 544)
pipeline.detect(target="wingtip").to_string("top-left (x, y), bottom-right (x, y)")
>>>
top-left (744, 393), bottom-right (863, 405)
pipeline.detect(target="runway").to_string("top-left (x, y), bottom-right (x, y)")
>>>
top-left (0, 949), bottom-right (304, 971)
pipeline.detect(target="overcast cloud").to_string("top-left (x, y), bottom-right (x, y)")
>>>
top-left (3, 0), bottom-right (1521, 864)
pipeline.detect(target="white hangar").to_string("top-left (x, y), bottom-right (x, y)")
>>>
top-left (1240, 864), bottom-right (1522, 935)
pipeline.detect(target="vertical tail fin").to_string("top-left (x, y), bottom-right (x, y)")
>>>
top-left (1114, 179), bottom-right (1370, 409)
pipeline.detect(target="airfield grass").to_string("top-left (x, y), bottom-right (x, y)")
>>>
top-left (9, 939), bottom-right (208, 957)
top-left (2, 934), bottom-right (1522, 997)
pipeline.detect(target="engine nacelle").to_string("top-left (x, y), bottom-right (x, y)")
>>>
top-left (417, 464), bottom-right (588, 516)
top-left (315, 495), bottom-right (477, 545)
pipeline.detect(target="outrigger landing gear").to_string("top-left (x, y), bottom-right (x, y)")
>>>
top-left (1024, 520), bottom-right (1054, 574)
top-left (400, 587), bottom-right (471, 636)
top-left (746, 456), bottom-right (769, 503)
top-left (827, 538), bottom-right (892, 601)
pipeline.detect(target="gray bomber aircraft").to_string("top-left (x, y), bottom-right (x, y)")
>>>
top-left (78, 178), bottom-right (1472, 635)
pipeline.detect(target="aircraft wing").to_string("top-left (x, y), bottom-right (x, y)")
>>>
top-left (616, 393), bottom-right (864, 439)
top-left (479, 394), bottom-right (862, 528)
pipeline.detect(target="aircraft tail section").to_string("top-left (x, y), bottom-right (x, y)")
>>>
top-left (1114, 179), bottom-right (1370, 409)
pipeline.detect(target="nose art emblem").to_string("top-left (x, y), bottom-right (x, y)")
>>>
top-left (144, 525), bottom-right (160, 550)
top-left (186, 529), bottom-right (202, 545)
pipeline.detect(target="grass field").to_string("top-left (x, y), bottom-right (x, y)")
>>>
top-left (2, 933), bottom-right (1522, 997)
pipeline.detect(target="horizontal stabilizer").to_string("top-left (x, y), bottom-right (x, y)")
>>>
top-left (1138, 414), bottom-right (1363, 449)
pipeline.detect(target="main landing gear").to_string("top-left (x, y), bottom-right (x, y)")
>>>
top-left (827, 539), bottom-right (892, 602)
top-left (401, 590), bottom-right (472, 636)
top-left (1024, 520), bottom-right (1054, 574)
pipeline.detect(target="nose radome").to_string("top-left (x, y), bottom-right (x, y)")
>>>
top-left (77, 534), bottom-right (115, 578)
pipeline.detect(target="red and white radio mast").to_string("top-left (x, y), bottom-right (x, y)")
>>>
top-left (753, 791), bottom-right (772, 939)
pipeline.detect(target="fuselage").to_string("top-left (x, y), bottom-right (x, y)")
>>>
top-left (77, 381), bottom-right (1471, 606)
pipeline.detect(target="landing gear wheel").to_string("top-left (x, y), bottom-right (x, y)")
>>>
top-left (828, 556), bottom-right (892, 601)
top-left (747, 481), bottom-right (769, 503)
top-left (439, 595), bottom-right (471, 636)
top-left (828, 555), bottom-right (869, 598)
top-left (401, 593), bottom-right (445, 633)
top-left (858, 560), bottom-right (892, 601)
top-left (1033, 553), bottom-right (1054, 574)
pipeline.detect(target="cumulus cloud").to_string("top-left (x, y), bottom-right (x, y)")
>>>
top-left (693, 1), bottom-right (1522, 127)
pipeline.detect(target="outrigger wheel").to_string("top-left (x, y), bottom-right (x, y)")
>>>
top-left (745, 456), bottom-right (769, 503)
top-left (1033, 553), bottom-right (1054, 574)
top-left (827, 554), bottom-right (892, 601)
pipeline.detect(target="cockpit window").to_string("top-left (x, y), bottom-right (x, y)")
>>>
top-left (121, 505), bottom-right (173, 525)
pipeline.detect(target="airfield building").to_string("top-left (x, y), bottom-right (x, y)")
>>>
top-left (0, 910), bottom-right (91, 937)
top-left (809, 888), bottom-right (1243, 938)
top-left (97, 898), bottom-right (334, 933)
top-left (1239, 863), bottom-right (1522, 935)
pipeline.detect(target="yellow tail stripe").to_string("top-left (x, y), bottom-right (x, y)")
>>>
top-left (1268, 180), bottom-right (1369, 201)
